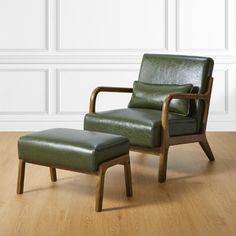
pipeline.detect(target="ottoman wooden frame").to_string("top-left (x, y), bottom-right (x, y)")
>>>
top-left (17, 154), bottom-right (132, 212)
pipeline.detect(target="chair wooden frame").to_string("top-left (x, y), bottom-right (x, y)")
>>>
top-left (89, 77), bottom-right (215, 183)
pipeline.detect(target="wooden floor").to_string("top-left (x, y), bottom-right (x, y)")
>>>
top-left (0, 132), bottom-right (236, 236)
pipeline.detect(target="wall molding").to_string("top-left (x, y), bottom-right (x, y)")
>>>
top-left (0, 120), bottom-right (235, 131)
top-left (56, 0), bottom-right (168, 52)
top-left (176, 0), bottom-right (229, 52)
top-left (0, 0), bottom-right (49, 52)
top-left (0, 55), bottom-right (143, 64)
top-left (0, 0), bottom-right (235, 131)
top-left (0, 69), bottom-right (49, 115)
top-left (2, 55), bottom-right (236, 64)
top-left (210, 69), bottom-right (229, 115)
top-left (56, 68), bottom-right (139, 115)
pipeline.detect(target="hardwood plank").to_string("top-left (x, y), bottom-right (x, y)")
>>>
top-left (0, 132), bottom-right (236, 236)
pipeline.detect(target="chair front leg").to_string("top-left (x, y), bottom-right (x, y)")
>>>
top-left (158, 146), bottom-right (169, 183)
top-left (124, 158), bottom-right (133, 197)
top-left (95, 168), bottom-right (106, 212)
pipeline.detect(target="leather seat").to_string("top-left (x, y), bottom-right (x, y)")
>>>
top-left (85, 108), bottom-right (198, 148)
top-left (18, 128), bottom-right (129, 171)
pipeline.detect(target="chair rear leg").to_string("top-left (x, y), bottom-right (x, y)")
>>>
top-left (49, 167), bottom-right (57, 182)
top-left (17, 160), bottom-right (25, 194)
top-left (158, 147), bottom-right (169, 183)
top-left (199, 135), bottom-right (215, 161)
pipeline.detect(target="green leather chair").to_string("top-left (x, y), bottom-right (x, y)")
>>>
top-left (84, 54), bottom-right (215, 183)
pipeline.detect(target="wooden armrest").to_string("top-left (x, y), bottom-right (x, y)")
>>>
top-left (166, 93), bottom-right (208, 101)
top-left (161, 92), bottom-right (208, 130)
top-left (89, 86), bottom-right (133, 113)
top-left (161, 77), bottom-right (213, 134)
top-left (161, 77), bottom-right (213, 133)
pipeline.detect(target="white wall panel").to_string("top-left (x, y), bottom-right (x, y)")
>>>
top-left (209, 70), bottom-right (228, 114)
top-left (57, 0), bottom-right (167, 51)
top-left (0, 0), bottom-right (235, 130)
top-left (57, 69), bottom-right (138, 114)
top-left (0, 0), bottom-right (48, 50)
top-left (0, 70), bottom-right (48, 113)
top-left (177, 0), bottom-right (227, 51)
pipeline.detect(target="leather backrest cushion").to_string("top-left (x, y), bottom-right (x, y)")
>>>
top-left (138, 54), bottom-right (214, 94)
top-left (128, 81), bottom-right (193, 115)
top-left (138, 54), bottom-right (214, 127)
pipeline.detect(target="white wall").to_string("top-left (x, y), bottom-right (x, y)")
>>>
top-left (0, 0), bottom-right (235, 131)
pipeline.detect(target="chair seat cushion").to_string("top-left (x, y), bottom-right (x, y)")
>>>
top-left (84, 108), bottom-right (198, 148)
top-left (18, 128), bottom-right (129, 171)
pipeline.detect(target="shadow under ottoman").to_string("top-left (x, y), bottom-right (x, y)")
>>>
top-left (17, 128), bottom-right (132, 212)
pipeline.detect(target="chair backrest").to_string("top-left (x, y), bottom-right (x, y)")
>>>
top-left (138, 54), bottom-right (214, 130)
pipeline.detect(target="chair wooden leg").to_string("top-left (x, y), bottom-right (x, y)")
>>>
top-left (158, 147), bottom-right (169, 183)
top-left (17, 160), bottom-right (25, 194)
top-left (199, 135), bottom-right (215, 161)
top-left (95, 169), bottom-right (106, 212)
top-left (49, 167), bottom-right (57, 182)
top-left (124, 158), bottom-right (133, 197)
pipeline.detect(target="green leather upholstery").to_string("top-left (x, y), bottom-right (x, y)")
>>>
top-left (84, 108), bottom-right (198, 148)
top-left (128, 81), bottom-right (193, 115)
top-left (84, 54), bottom-right (214, 148)
top-left (139, 54), bottom-right (213, 93)
top-left (138, 54), bottom-right (214, 129)
top-left (18, 128), bottom-right (129, 171)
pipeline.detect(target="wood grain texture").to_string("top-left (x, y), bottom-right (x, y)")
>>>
top-left (0, 132), bottom-right (236, 236)
top-left (16, 160), bottom-right (25, 194)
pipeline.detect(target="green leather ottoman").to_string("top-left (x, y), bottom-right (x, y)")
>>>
top-left (17, 128), bottom-right (132, 212)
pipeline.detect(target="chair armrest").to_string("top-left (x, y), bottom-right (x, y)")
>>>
top-left (89, 86), bottom-right (133, 112)
top-left (165, 93), bottom-right (208, 101)
top-left (162, 77), bottom-right (213, 132)
top-left (161, 92), bottom-right (208, 131)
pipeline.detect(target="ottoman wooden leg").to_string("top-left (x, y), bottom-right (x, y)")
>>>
top-left (17, 160), bottom-right (25, 194)
top-left (49, 167), bottom-right (57, 182)
top-left (124, 158), bottom-right (133, 197)
top-left (95, 169), bottom-right (106, 212)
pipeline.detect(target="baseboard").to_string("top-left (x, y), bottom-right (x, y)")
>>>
top-left (206, 121), bottom-right (236, 131)
top-left (0, 121), bottom-right (236, 131)
top-left (0, 121), bottom-right (84, 131)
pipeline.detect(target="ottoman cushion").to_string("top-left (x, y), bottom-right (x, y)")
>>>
top-left (18, 128), bottom-right (129, 171)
